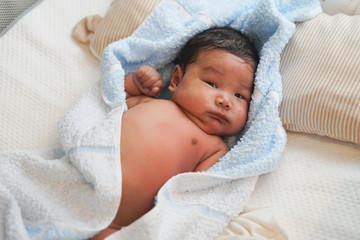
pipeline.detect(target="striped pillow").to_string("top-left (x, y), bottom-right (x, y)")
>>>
top-left (90, 0), bottom-right (162, 59)
top-left (280, 13), bottom-right (360, 144)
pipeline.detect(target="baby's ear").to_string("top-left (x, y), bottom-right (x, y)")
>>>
top-left (168, 65), bottom-right (183, 93)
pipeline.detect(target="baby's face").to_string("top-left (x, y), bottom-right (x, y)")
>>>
top-left (170, 49), bottom-right (255, 136)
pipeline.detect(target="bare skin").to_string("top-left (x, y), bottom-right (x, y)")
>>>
top-left (90, 49), bottom-right (255, 239)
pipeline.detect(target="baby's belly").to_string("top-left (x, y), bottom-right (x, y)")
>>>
top-left (120, 101), bottom-right (207, 188)
top-left (120, 118), bottom-right (200, 196)
top-left (116, 103), bottom-right (206, 226)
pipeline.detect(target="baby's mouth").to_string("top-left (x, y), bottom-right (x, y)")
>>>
top-left (208, 112), bottom-right (229, 123)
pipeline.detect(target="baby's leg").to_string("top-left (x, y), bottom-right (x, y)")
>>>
top-left (89, 226), bottom-right (118, 240)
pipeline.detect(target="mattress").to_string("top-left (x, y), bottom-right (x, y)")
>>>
top-left (0, 0), bottom-right (112, 151)
top-left (0, 0), bottom-right (359, 239)
top-left (247, 132), bottom-right (360, 240)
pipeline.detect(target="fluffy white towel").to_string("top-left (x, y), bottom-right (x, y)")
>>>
top-left (0, 85), bottom-right (124, 239)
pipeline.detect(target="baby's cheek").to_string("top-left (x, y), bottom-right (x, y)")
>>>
top-left (233, 108), bottom-right (247, 126)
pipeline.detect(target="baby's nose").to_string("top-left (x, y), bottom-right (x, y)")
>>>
top-left (215, 95), bottom-right (231, 110)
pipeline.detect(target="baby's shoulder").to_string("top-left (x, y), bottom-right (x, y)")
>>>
top-left (143, 98), bottom-right (180, 111)
top-left (126, 96), bottom-right (171, 108)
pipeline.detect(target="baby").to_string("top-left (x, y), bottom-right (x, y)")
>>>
top-left (91, 26), bottom-right (259, 239)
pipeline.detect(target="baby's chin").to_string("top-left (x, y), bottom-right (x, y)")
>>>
top-left (204, 120), bottom-right (244, 136)
top-left (185, 111), bottom-right (242, 136)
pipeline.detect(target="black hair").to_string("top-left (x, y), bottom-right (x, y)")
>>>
top-left (174, 26), bottom-right (259, 73)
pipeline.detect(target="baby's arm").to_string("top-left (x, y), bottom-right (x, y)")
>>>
top-left (124, 65), bottom-right (163, 99)
top-left (194, 141), bottom-right (229, 172)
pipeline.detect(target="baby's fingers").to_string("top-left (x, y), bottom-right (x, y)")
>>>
top-left (151, 87), bottom-right (160, 97)
top-left (134, 65), bottom-right (163, 96)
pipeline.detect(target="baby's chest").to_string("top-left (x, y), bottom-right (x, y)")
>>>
top-left (153, 119), bottom-right (217, 162)
top-left (123, 101), bottom-right (220, 168)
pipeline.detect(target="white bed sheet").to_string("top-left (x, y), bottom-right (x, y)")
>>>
top-left (247, 132), bottom-right (360, 240)
top-left (0, 0), bottom-right (112, 151)
top-left (0, 1), bottom-right (359, 240)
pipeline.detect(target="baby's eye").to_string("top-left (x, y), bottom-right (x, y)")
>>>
top-left (206, 82), bottom-right (216, 88)
top-left (235, 93), bottom-right (244, 99)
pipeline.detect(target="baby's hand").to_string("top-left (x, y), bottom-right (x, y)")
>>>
top-left (133, 65), bottom-right (163, 97)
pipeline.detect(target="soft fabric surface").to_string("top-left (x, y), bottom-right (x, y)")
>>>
top-left (249, 132), bottom-right (360, 240)
top-left (0, 0), bottom-right (112, 151)
top-left (216, 206), bottom-right (288, 240)
top-left (89, 0), bottom-right (162, 59)
top-left (319, 0), bottom-right (360, 15)
top-left (100, 0), bottom-right (321, 239)
top-left (280, 13), bottom-right (360, 144)
top-left (0, 85), bottom-right (124, 239)
top-left (72, 14), bottom-right (103, 46)
top-left (0, 0), bottom-right (118, 239)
